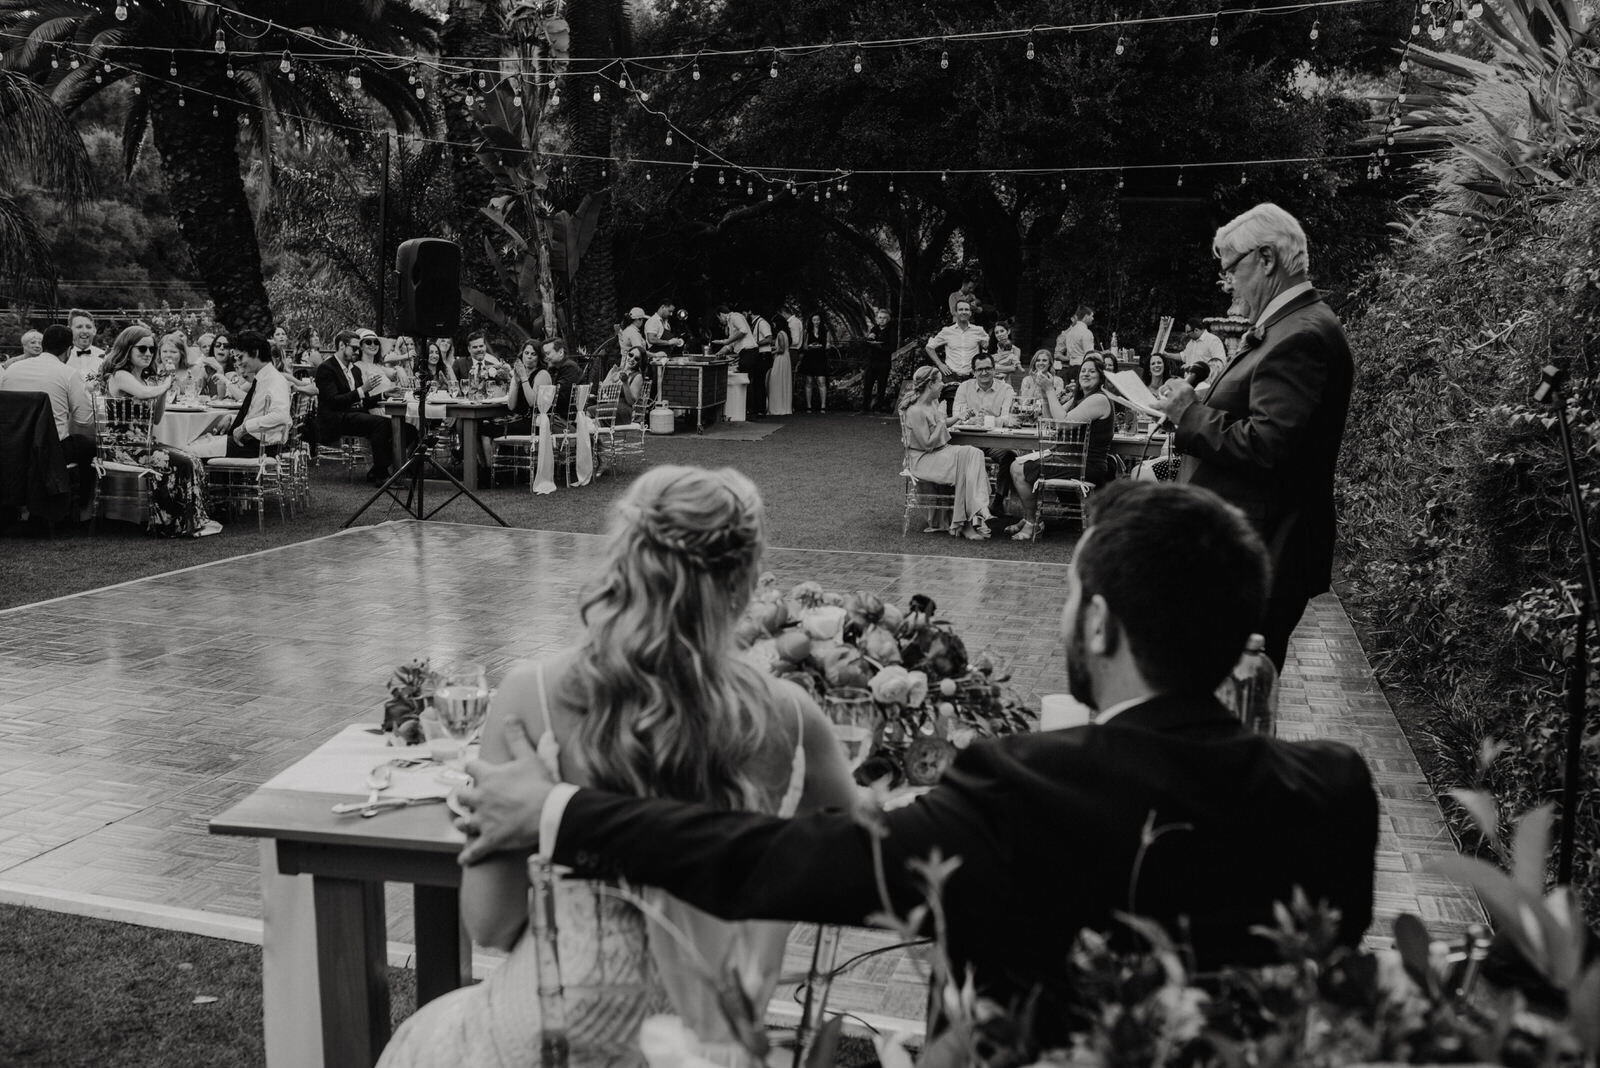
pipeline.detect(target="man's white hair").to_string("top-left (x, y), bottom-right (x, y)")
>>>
top-left (1213, 202), bottom-right (1310, 277)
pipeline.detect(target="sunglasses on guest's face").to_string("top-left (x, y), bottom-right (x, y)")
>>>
top-left (133, 343), bottom-right (155, 352)
top-left (362, 339), bottom-right (380, 347)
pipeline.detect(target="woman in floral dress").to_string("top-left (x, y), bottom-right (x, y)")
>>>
top-left (100, 326), bottom-right (220, 538)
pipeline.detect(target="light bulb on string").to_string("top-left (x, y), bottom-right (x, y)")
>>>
top-left (1302, 167), bottom-right (1310, 181)
top-left (93, 68), bottom-right (102, 84)
top-left (619, 71), bottom-right (630, 92)
top-left (769, 55), bottom-right (778, 78)
top-left (1428, 19), bottom-right (1446, 40)
top-left (1468, 1), bottom-right (1483, 16)
top-left (1176, 168), bottom-right (1184, 187)
top-left (226, 60), bottom-right (235, 79)
top-left (408, 66), bottom-right (417, 87)
top-left (50, 49), bottom-right (58, 70)
top-left (692, 60), bottom-right (700, 81)
top-left (169, 52), bottom-right (177, 78)
top-left (241, 111), bottom-right (249, 127)
top-left (132, 79), bottom-right (141, 95)
top-left (214, 29), bottom-right (226, 54)
top-left (941, 169), bottom-right (949, 182)
top-left (888, 176), bottom-right (895, 193)
top-left (1116, 170), bottom-right (1124, 189)
top-left (1411, 17), bottom-right (1421, 35)
top-left (812, 188), bottom-right (820, 203)
top-left (718, 170), bottom-right (726, 185)
top-left (478, 72), bottom-right (489, 91)
top-left (852, 51), bottom-right (862, 73)
top-left (279, 51), bottom-right (292, 75)
top-left (1209, 15), bottom-right (1219, 46)
top-left (1239, 168), bottom-right (1248, 185)
top-left (513, 92), bottom-right (523, 107)
top-left (415, 83), bottom-right (425, 100)
top-left (1400, 55), bottom-right (1410, 73)
top-left (115, 1), bottom-right (128, 20)
top-left (825, 187), bottom-right (832, 200)
top-left (645, 169), bottom-right (652, 181)
top-left (1114, 36), bottom-right (1126, 56)
top-left (939, 48), bottom-right (949, 70)
top-left (177, 89), bottom-right (186, 107)
top-left (348, 68), bottom-right (361, 90)
top-left (766, 188), bottom-right (774, 202)
top-left (664, 130), bottom-right (674, 147)
top-left (747, 181), bottom-right (754, 196)
top-left (786, 178), bottom-right (796, 193)
top-left (1026, 33), bottom-right (1035, 60)
top-left (1452, 12), bottom-right (1465, 32)
top-left (592, 83), bottom-right (601, 103)
top-left (211, 103), bottom-right (219, 118)
top-left (68, 54), bottom-right (79, 70)
top-left (1309, 19), bottom-right (1320, 41)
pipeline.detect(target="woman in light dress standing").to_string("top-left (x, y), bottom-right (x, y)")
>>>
top-left (378, 465), bottom-right (857, 1068)
top-left (766, 309), bottom-right (793, 416)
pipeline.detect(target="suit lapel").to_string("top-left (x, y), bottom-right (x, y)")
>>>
top-left (1211, 289), bottom-right (1323, 390)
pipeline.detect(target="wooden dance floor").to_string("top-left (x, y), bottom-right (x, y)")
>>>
top-left (0, 521), bottom-right (1480, 1038)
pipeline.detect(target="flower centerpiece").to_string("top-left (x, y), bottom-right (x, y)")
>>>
top-left (382, 657), bottom-right (437, 746)
top-left (736, 576), bottom-right (1036, 785)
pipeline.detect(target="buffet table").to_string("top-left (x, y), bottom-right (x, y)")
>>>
top-left (649, 355), bottom-right (735, 431)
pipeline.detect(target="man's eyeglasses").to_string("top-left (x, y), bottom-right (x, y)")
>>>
top-left (1219, 247), bottom-right (1262, 279)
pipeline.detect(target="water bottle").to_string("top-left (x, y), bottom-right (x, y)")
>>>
top-left (1216, 633), bottom-right (1278, 735)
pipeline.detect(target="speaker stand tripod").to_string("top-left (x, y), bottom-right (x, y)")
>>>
top-left (341, 335), bottom-right (509, 529)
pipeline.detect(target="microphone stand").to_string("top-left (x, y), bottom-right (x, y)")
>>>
top-left (341, 336), bottom-right (509, 528)
top-left (1534, 363), bottom-right (1597, 884)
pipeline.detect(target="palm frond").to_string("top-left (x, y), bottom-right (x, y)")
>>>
top-left (0, 70), bottom-right (93, 200)
top-left (0, 190), bottom-right (58, 296)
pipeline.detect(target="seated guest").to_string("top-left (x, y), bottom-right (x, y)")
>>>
top-left (900, 364), bottom-right (992, 540)
top-left (296, 328), bottom-right (325, 368)
top-left (954, 353), bottom-right (1020, 516)
top-left (385, 338), bottom-right (417, 391)
top-left (315, 328), bottom-right (401, 482)
top-left (98, 326), bottom-right (220, 538)
top-left (452, 482), bottom-right (1380, 1052)
top-left (1145, 352), bottom-right (1173, 394)
top-left (268, 335), bottom-right (318, 397)
top-left (601, 347), bottom-right (646, 424)
top-left (1007, 354), bottom-right (1116, 540)
top-left (160, 332), bottom-right (207, 397)
top-left (354, 329), bottom-right (393, 391)
top-left (0, 323), bottom-right (98, 516)
top-left (426, 342), bottom-right (460, 394)
top-left (1017, 349), bottom-right (1068, 420)
top-left (539, 338), bottom-right (586, 418)
top-left (201, 331), bottom-right (251, 401)
top-left (189, 332), bottom-right (291, 461)
top-left (454, 331), bottom-right (509, 389)
top-left (11, 328), bottom-right (44, 368)
top-left (378, 465), bottom-right (856, 1068)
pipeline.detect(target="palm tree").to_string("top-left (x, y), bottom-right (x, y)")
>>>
top-left (0, 70), bottom-right (93, 295)
top-left (0, 0), bottom-right (441, 330)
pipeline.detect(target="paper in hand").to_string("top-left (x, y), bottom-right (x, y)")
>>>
top-left (1104, 370), bottom-right (1164, 418)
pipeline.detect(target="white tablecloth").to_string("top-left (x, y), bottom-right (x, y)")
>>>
top-left (155, 407), bottom-right (230, 448)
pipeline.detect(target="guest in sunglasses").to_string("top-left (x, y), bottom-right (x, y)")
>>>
top-left (99, 326), bottom-right (221, 538)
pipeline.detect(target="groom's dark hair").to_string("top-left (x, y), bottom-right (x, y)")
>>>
top-left (1078, 483), bottom-right (1268, 695)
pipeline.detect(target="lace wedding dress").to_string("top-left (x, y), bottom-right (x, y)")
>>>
top-left (378, 665), bottom-right (806, 1068)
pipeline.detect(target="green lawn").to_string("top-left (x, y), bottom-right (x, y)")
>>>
top-left (0, 412), bottom-right (1080, 612)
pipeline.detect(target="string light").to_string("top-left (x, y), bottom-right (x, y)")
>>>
top-left (49, 49), bottom-right (58, 70)
top-left (132, 79), bottom-right (141, 95)
top-left (718, 169), bottom-right (726, 185)
top-left (214, 29), bottom-right (226, 55)
top-left (1116, 170), bottom-right (1124, 189)
top-left (1309, 19), bottom-right (1320, 41)
top-left (939, 48), bottom-right (949, 69)
top-left (852, 51), bottom-right (862, 73)
top-left (1209, 14), bottom-right (1220, 46)
top-left (1026, 32), bottom-right (1035, 59)
top-left (888, 177), bottom-right (895, 193)
top-left (691, 59), bottom-right (700, 80)
top-left (1451, 10), bottom-right (1464, 32)
top-left (225, 59), bottom-right (235, 78)
top-left (766, 187), bottom-right (774, 201)
top-left (169, 52), bottom-right (177, 77)
top-left (69, 54), bottom-right (80, 70)
top-left (211, 103), bottom-right (219, 117)
top-left (115, 1), bottom-right (128, 20)
top-left (177, 88), bottom-right (186, 107)
top-left (1114, 35), bottom-right (1127, 56)
top-left (1468, 1), bottom-right (1483, 15)
top-left (769, 54), bottom-right (778, 78)
top-left (279, 50), bottom-right (292, 74)
top-left (1176, 168), bottom-right (1184, 187)
top-left (1060, 175), bottom-right (1067, 191)
top-left (592, 83), bottom-right (602, 103)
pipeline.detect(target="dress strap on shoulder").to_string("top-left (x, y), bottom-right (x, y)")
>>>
top-left (532, 660), bottom-right (561, 777)
top-left (777, 697), bottom-right (807, 819)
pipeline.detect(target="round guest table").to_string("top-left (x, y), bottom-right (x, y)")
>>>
top-left (154, 405), bottom-right (232, 448)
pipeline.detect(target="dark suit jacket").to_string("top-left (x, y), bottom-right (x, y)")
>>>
top-left (549, 696), bottom-right (1377, 1044)
top-left (1175, 288), bottom-right (1353, 602)
top-left (313, 357), bottom-right (374, 437)
top-left (0, 391), bottom-right (72, 521)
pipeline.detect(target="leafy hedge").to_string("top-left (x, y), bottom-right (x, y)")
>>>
top-left (1338, 178), bottom-right (1600, 920)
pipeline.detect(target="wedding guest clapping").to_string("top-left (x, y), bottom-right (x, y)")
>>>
top-left (379, 466), bottom-right (857, 1068)
top-left (900, 365), bottom-right (993, 540)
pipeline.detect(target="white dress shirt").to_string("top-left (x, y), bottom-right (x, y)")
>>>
top-left (0, 354), bottom-right (96, 440)
top-left (953, 378), bottom-right (1015, 421)
top-left (242, 363), bottom-right (292, 445)
top-left (1180, 331), bottom-right (1226, 366)
top-left (928, 323), bottom-right (989, 376)
top-left (66, 346), bottom-right (104, 379)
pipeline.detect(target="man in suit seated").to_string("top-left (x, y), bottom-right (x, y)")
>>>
top-left (189, 333), bottom-right (290, 458)
top-left (454, 481), bottom-right (1379, 1046)
top-left (315, 328), bottom-right (401, 483)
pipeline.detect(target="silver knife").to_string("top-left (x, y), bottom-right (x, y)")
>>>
top-left (331, 795), bottom-right (450, 816)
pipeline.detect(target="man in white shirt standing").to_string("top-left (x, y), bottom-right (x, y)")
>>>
top-left (1054, 305), bottom-right (1096, 371)
top-left (713, 304), bottom-right (755, 361)
top-left (189, 333), bottom-right (291, 458)
top-left (66, 309), bottom-right (105, 379)
top-left (925, 298), bottom-right (989, 390)
top-left (645, 302), bottom-right (684, 355)
top-left (1178, 317), bottom-right (1227, 367)
top-left (1, 324), bottom-right (99, 514)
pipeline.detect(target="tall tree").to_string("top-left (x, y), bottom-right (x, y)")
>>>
top-left (563, 0), bottom-right (631, 346)
top-left (442, 0), bottom-right (509, 309)
top-left (0, 0), bottom-right (440, 330)
top-left (0, 70), bottom-right (93, 295)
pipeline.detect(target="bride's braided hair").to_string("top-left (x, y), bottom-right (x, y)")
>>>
top-left (568, 466), bottom-right (772, 811)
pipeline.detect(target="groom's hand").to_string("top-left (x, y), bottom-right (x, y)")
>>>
top-left (455, 719), bottom-right (556, 865)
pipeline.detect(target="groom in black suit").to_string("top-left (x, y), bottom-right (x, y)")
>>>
top-left (314, 328), bottom-right (401, 482)
top-left (455, 482), bottom-right (1378, 1047)
top-left (1153, 203), bottom-right (1354, 670)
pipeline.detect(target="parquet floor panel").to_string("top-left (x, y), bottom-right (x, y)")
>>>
top-left (0, 520), bottom-right (1480, 1029)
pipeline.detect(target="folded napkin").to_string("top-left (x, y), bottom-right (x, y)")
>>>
top-left (264, 724), bottom-right (466, 799)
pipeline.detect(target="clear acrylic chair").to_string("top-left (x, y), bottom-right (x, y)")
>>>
top-left (1031, 418), bottom-right (1095, 540)
top-left (94, 398), bottom-right (158, 528)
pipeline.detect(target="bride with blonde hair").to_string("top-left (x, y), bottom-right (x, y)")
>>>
top-left (380, 465), bottom-right (857, 1068)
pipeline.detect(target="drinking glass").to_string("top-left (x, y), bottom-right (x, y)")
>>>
top-left (823, 687), bottom-right (877, 769)
top-left (432, 663), bottom-right (490, 784)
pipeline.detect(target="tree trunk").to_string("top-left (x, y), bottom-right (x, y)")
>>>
top-left (444, 0), bottom-right (508, 319)
top-left (566, 0), bottom-right (618, 350)
top-left (147, 86), bottom-right (272, 331)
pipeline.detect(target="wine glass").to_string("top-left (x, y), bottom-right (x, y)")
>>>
top-left (431, 663), bottom-right (490, 784)
top-left (823, 687), bottom-right (877, 769)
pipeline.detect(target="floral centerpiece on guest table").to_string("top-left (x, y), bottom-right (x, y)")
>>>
top-left (381, 657), bottom-right (437, 746)
top-left (736, 576), bottom-right (1036, 785)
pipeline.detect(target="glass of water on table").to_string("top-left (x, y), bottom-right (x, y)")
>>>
top-left (430, 663), bottom-right (490, 784)
top-left (823, 687), bottom-right (877, 768)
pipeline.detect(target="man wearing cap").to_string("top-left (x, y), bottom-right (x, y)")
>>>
top-left (619, 308), bottom-right (648, 361)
